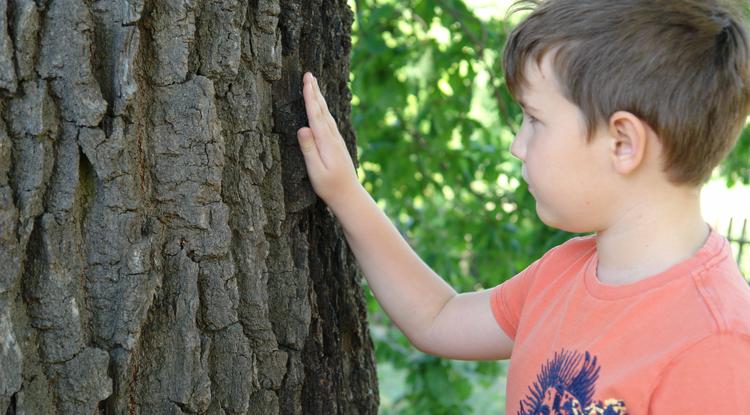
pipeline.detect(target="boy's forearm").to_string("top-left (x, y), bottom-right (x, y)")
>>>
top-left (329, 185), bottom-right (457, 350)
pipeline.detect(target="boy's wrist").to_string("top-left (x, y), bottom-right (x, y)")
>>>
top-left (325, 181), bottom-right (368, 216)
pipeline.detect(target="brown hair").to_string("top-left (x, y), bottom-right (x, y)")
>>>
top-left (503, 0), bottom-right (750, 185)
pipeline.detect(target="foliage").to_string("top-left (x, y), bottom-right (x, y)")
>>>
top-left (348, 0), bottom-right (750, 412)
top-left (349, 0), bottom-right (564, 412)
top-left (721, 125), bottom-right (750, 187)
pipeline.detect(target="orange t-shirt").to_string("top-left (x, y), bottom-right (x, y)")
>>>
top-left (490, 229), bottom-right (750, 415)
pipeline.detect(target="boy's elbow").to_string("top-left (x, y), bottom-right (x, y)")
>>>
top-left (410, 335), bottom-right (439, 356)
top-left (399, 327), bottom-right (438, 356)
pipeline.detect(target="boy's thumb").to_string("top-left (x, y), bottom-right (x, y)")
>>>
top-left (297, 128), bottom-right (324, 173)
top-left (297, 128), bottom-right (316, 152)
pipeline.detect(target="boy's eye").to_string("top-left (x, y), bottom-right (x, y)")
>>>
top-left (524, 112), bottom-right (539, 125)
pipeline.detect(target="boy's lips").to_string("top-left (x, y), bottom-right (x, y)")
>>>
top-left (521, 166), bottom-right (534, 193)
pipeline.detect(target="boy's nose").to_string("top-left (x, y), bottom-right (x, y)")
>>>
top-left (509, 133), bottom-right (526, 161)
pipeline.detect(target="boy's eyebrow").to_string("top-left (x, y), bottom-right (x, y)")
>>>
top-left (518, 99), bottom-right (541, 113)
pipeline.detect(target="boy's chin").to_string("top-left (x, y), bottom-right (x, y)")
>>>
top-left (535, 203), bottom-right (593, 234)
top-left (534, 202), bottom-right (561, 229)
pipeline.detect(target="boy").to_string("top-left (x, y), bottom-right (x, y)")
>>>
top-left (296, 0), bottom-right (750, 413)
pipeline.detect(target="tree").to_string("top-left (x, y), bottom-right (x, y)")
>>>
top-left (0, 0), bottom-right (377, 413)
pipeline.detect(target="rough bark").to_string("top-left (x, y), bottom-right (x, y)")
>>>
top-left (0, 0), bottom-right (378, 413)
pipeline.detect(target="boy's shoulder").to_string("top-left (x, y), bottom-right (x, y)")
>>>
top-left (691, 240), bottom-right (750, 336)
top-left (553, 234), bottom-right (597, 251)
top-left (520, 235), bottom-right (597, 287)
top-left (537, 234), bottom-right (597, 267)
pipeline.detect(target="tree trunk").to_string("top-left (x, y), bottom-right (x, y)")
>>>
top-left (0, 0), bottom-right (378, 413)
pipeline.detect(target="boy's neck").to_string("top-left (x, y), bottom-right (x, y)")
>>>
top-left (594, 188), bottom-right (709, 286)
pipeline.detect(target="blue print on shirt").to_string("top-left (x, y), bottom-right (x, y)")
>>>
top-left (518, 349), bottom-right (628, 415)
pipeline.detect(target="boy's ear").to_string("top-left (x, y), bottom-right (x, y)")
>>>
top-left (607, 111), bottom-right (649, 176)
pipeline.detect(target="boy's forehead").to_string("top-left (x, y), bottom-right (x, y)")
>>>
top-left (517, 55), bottom-right (558, 104)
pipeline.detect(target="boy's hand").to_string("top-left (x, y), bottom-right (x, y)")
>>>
top-left (297, 72), bottom-right (360, 210)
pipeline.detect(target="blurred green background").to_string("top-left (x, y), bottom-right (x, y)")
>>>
top-left (346, 1), bottom-right (750, 413)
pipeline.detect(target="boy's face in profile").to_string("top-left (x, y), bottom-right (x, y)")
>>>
top-left (510, 53), bottom-right (617, 233)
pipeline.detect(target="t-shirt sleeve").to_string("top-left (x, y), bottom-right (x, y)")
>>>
top-left (648, 333), bottom-right (750, 414)
top-left (489, 257), bottom-right (544, 341)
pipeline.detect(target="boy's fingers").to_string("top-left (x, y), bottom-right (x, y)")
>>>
top-left (313, 81), bottom-right (351, 158)
top-left (303, 79), bottom-right (322, 122)
top-left (312, 77), bottom-right (340, 137)
top-left (303, 78), bottom-right (333, 148)
top-left (303, 74), bottom-right (347, 156)
top-left (307, 76), bottom-right (334, 136)
top-left (297, 127), bottom-right (326, 172)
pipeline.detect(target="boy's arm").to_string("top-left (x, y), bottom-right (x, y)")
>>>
top-left (295, 73), bottom-right (513, 360)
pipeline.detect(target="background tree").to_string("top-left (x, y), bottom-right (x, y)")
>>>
top-left (0, 0), bottom-right (377, 414)
top-left (349, 0), bottom-right (750, 413)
